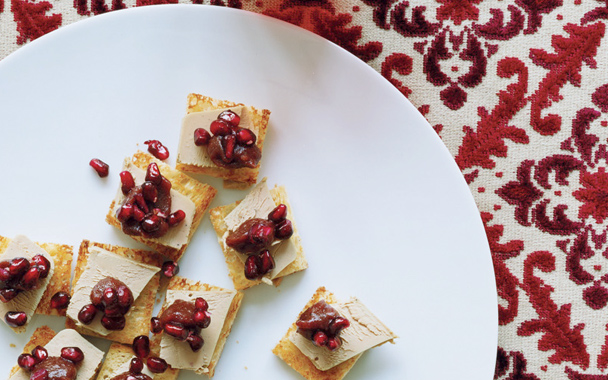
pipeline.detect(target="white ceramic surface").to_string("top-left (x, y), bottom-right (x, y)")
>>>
top-left (0, 5), bottom-right (497, 379)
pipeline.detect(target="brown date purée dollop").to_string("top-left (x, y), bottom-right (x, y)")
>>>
top-left (296, 300), bottom-right (351, 351)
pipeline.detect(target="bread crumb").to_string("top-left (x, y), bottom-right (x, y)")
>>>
top-left (244, 366), bottom-right (248, 370)
top-left (10, 343), bottom-right (16, 348)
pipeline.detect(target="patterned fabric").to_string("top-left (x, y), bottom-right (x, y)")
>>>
top-left (1, 0), bottom-right (607, 378)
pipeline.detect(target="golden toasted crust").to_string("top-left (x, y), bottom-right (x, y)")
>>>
top-left (175, 93), bottom-right (271, 189)
top-left (106, 151), bottom-right (217, 262)
top-left (66, 240), bottom-right (161, 344)
top-left (9, 326), bottom-right (57, 377)
top-left (158, 276), bottom-right (244, 377)
top-left (209, 184), bottom-right (307, 290)
top-left (0, 236), bottom-right (73, 322)
top-left (96, 343), bottom-right (179, 380)
top-left (272, 287), bottom-right (360, 380)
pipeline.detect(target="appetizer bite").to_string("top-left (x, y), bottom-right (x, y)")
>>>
top-left (0, 235), bottom-right (73, 332)
top-left (209, 179), bottom-right (307, 290)
top-left (176, 93), bottom-right (270, 189)
top-left (273, 287), bottom-right (397, 380)
top-left (106, 151), bottom-right (217, 262)
top-left (152, 276), bottom-right (243, 377)
top-left (8, 326), bottom-right (104, 380)
top-left (96, 341), bottom-right (179, 380)
top-left (66, 240), bottom-right (162, 344)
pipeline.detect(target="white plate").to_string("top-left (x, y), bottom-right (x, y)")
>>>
top-left (0, 5), bottom-right (497, 380)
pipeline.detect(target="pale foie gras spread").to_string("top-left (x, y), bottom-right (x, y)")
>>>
top-left (221, 179), bottom-right (297, 280)
top-left (67, 246), bottom-right (160, 336)
top-left (0, 235), bottom-right (54, 328)
top-left (290, 298), bottom-right (397, 371)
top-left (178, 106), bottom-right (257, 168)
top-left (160, 289), bottom-right (236, 373)
top-left (110, 158), bottom-right (196, 249)
top-left (9, 329), bottom-right (104, 380)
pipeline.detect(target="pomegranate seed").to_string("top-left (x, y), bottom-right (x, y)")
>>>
top-left (130, 357), bottom-right (144, 374)
top-left (193, 310), bottom-right (211, 329)
top-left (0, 288), bottom-right (19, 303)
top-left (195, 297), bottom-right (208, 311)
top-left (167, 210), bottom-right (186, 226)
top-left (30, 255), bottom-right (51, 279)
top-left (18, 353), bottom-right (37, 371)
top-left (144, 140), bottom-right (169, 160)
top-left (117, 203), bottom-right (134, 222)
top-left (328, 317), bottom-right (350, 335)
top-left (89, 158), bottom-right (109, 178)
top-left (259, 250), bottom-right (275, 275)
top-left (186, 333), bottom-right (204, 352)
top-left (193, 128), bottom-right (211, 146)
top-left (327, 337), bottom-right (341, 351)
top-left (150, 317), bottom-right (163, 334)
top-left (249, 223), bottom-right (275, 246)
top-left (5, 311), bottom-right (27, 327)
top-left (0, 261), bottom-right (8, 269)
top-left (21, 267), bottom-right (41, 290)
top-left (141, 181), bottom-right (158, 203)
top-left (218, 110), bottom-right (240, 127)
top-left (161, 261), bottom-right (179, 278)
top-left (50, 292), bottom-right (71, 309)
top-left (145, 163), bottom-right (162, 185)
top-left (236, 128), bottom-right (256, 145)
top-left (133, 335), bottom-right (150, 358)
top-left (103, 287), bottom-right (118, 308)
top-left (0, 267), bottom-right (10, 282)
top-left (78, 304), bottom-right (97, 324)
top-left (223, 135), bottom-right (236, 161)
top-left (120, 171), bottom-right (136, 195)
top-left (275, 219), bottom-right (294, 240)
top-left (31, 346), bottom-right (48, 362)
top-left (101, 315), bottom-right (126, 330)
top-left (268, 204), bottom-right (287, 222)
top-left (141, 215), bottom-right (162, 233)
top-left (9, 257), bottom-right (30, 277)
top-left (146, 357), bottom-right (168, 374)
top-left (133, 206), bottom-right (145, 221)
top-left (30, 368), bottom-right (48, 380)
top-left (133, 193), bottom-right (149, 214)
top-left (164, 323), bottom-right (188, 341)
top-left (61, 347), bottom-right (84, 363)
top-left (103, 305), bottom-right (123, 318)
top-left (117, 285), bottom-right (133, 308)
top-left (159, 177), bottom-right (172, 193)
top-left (209, 119), bottom-right (232, 136)
top-left (244, 255), bottom-right (261, 280)
top-left (313, 331), bottom-right (328, 347)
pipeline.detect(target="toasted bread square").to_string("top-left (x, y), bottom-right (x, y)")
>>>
top-left (272, 287), bottom-right (360, 380)
top-left (106, 151), bottom-right (217, 262)
top-left (66, 240), bottom-right (162, 344)
top-left (156, 276), bottom-right (243, 377)
top-left (209, 184), bottom-right (307, 290)
top-left (0, 236), bottom-right (73, 324)
top-left (96, 343), bottom-right (179, 380)
top-left (176, 93), bottom-right (271, 189)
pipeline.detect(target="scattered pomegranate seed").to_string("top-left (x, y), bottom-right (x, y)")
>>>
top-left (141, 182), bottom-right (158, 203)
top-left (146, 357), bottom-right (168, 373)
top-left (103, 287), bottom-right (118, 308)
top-left (130, 357), bottom-right (144, 374)
top-left (209, 119), bottom-right (232, 136)
top-left (0, 288), bottom-right (19, 303)
top-left (145, 163), bottom-right (162, 185)
top-left (249, 223), bottom-right (275, 247)
top-left (31, 255), bottom-right (51, 279)
top-left (133, 206), bottom-right (145, 221)
top-left (275, 219), bottom-right (294, 240)
top-left (117, 285), bottom-right (133, 308)
top-left (141, 214), bottom-right (162, 233)
top-left (327, 337), bottom-right (341, 351)
top-left (5, 311), bottom-right (27, 327)
top-left (0, 268), bottom-right (10, 282)
top-left (223, 135), bottom-right (236, 162)
top-left (144, 140), bottom-right (169, 160)
top-left (236, 128), bottom-right (256, 145)
top-left (133, 335), bottom-right (150, 358)
top-left (117, 204), bottom-right (134, 222)
top-left (9, 257), bottom-right (30, 277)
top-left (259, 250), bottom-right (275, 274)
top-left (21, 267), bottom-right (41, 290)
top-left (193, 310), bottom-right (211, 329)
top-left (120, 171), bottom-right (136, 195)
top-left (161, 261), bottom-right (179, 278)
top-left (78, 304), bottom-right (97, 324)
top-left (244, 255), bottom-right (261, 280)
top-left (186, 334), bottom-right (204, 352)
top-left (50, 292), bottom-right (71, 310)
top-left (164, 323), bottom-right (188, 341)
top-left (218, 110), bottom-right (240, 127)
top-left (101, 315), bottom-right (126, 330)
top-left (167, 210), bottom-right (185, 226)
top-left (61, 347), bottom-right (84, 363)
top-left (30, 368), bottom-right (48, 380)
top-left (313, 331), bottom-right (328, 347)
top-left (18, 353), bottom-right (37, 371)
top-left (104, 306), bottom-right (123, 318)
top-left (150, 317), bottom-right (163, 334)
top-left (133, 193), bottom-right (149, 213)
top-left (329, 317), bottom-right (351, 335)
top-left (268, 204), bottom-right (287, 222)
top-left (193, 128), bottom-right (211, 146)
top-left (31, 346), bottom-right (48, 362)
top-left (194, 297), bottom-right (208, 311)
top-left (89, 158), bottom-right (109, 177)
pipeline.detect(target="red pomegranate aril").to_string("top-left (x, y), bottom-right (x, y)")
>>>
top-left (50, 291), bottom-right (71, 310)
top-left (145, 163), bottom-right (162, 185)
top-left (133, 193), bottom-right (149, 214)
top-left (209, 119), bottom-right (232, 136)
top-left (5, 311), bottom-right (27, 327)
top-left (31, 255), bottom-right (51, 279)
top-left (313, 331), bottom-right (328, 347)
top-left (0, 288), bottom-right (19, 303)
top-left (21, 267), bottom-right (41, 289)
top-left (133, 335), bottom-right (150, 358)
top-left (117, 203), bottom-right (134, 222)
top-left (236, 128), bottom-right (256, 145)
top-left (194, 297), bottom-right (208, 312)
top-left (30, 368), bottom-right (48, 380)
top-left (31, 346), bottom-right (48, 362)
top-left (223, 135), bottom-right (236, 162)
top-left (161, 261), bottom-right (179, 278)
top-left (78, 304), bottom-right (97, 324)
top-left (90, 158), bottom-right (109, 178)
top-left (150, 317), bottom-right (163, 334)
top-left (141, 181), bottom-right (158, 203)
top-left (146, 357), bottom-right (168, 374)
top-left (268, 204), bottom-right (287, 222)
top-left (129, 357), bottom-right (144, 374)
top-left (144, 140), bottom-right (170, 160)
top-left (101, 315), bottom-right (126, 330)
top-left (275, 219), bottom-right (294, 240)
top-left (141, 215), bottom-right (162, 233)
top-left (193, 310), bottom-right (211, 329)
top-left (9, 257), bottom-right (30, 277)
top-left (120, 171), bottom-right (136, 195)
top-left (164, 323), bottom-right (188, 341)
top-left (61, 347), bottom-right (85, 363)
top-left (218, 110), bottom-right (240, 127)
top-left (249, 223), bottom-right (275, 246)
top-left (244, 255), bottom-right (261, 280)
top-left (194, 128), bottom-right (211, 146)
top-left (328, 317), bottom-right (351, 335)
top-left (133, 206), bottom-right (145, 222)
top-left (327, 337), bottom-right (341, 351)
top-left (186, 333), bottom-right (204, 352)
top-left (259, 250), bottom-right (275, 274)
top-left (18, 353), bottom-right (37, 371)
top-left (103, 287), bottom-right (118, 308)
top-left (0, 267), bottom-right (10, 282)
top-left (117, 286), bottom-right (133, 308)
top-left (167, 210), bottom-right (186, 226)
top-left (103, 305), bottom-right (123, 318)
